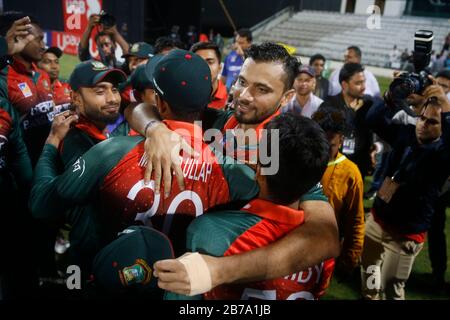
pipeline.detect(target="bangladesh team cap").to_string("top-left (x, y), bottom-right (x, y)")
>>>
top-left (92, 226), bottom-right (174, 295)
top-left (150, 49), bottom-right (212, 113)
top-left (130, 64), bottom-right (154, 92)
top-left (123, 42), bottom-right (155, 59)
top-left (69, 60), bottom-right (127, 91)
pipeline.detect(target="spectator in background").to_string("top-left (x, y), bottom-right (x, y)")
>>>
top-left (282, 65), bottom-right (323, 118)
top-left (389, 45), bottom-right (401, 69)
top-left (436, 70), bottom-right (450, 101)
top-left (37, 46), bottom-right (71, 107)
top-left (322, 63), bottom-right (374, 180)
top-left (309, 53), bottom-right (331, 100)
top-left (329, 46), bottom-right (380, 97)
top-left (122, 42), bottom-right (154, 73)
top-left (185, 25), bottom-right (198, 49)
top-left (169, 25), bottom-right (181, 43)
top-left (442, 32), bottom-right (450, 54)
top-left (190, 42), bottom-right (227, 110)
top-left (154, 36), bottom-right (184, 55)
top-left (78, 14), bottom-right (130, 68)
top-left (313, 106), bottom-right (365, 279)
top-left (214, 32), bottom-right (224, 52)
top-left (221, 28), bottom-right (252, 91)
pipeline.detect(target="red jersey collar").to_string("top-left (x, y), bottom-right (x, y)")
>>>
top-left (213, 80), bottom-right (227, 101)
top-left (75, 115), bottom-right (108, 141)
top-left (242, 198), bottom-right (304, 226)
top-left (11, 58), bottom-right (38, 75)
top-left (223, 109), bottom-right (281, 140)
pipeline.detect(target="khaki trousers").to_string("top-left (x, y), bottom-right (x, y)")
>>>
top-left (360, 213), bottom-right (423, 300)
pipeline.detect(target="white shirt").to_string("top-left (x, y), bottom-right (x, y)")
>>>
top-left (282, 93), bottom-right (323, 118)
top-left (328, 67), bottom-right (381, 97)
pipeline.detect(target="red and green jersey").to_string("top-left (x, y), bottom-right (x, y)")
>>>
top-left (0, 59), bottom-right (70, 164)
top-left (183, 199), bottom-right (334, 300)
top-left (52, 79), bottom-right (71, 107)
top-left (208, 80), bottom-right (228, 110)
top-left (202, 107), bottom-right (327, 202)
top-left (30, 120), bottom-right (258, 254)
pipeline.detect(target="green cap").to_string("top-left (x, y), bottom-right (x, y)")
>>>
top-left (130, 64), bottom-right (153, 92)
top-left (123, 42), bottom-right (154, 59)
top-left (92, 226), bottom-right (174, 295)
top-left (150, 49), bottom-right (212, 113)
top-left (69, 60), bottom-right (127, 91)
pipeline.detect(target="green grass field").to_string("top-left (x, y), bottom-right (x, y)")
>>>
top-left (59, 55), bottom-right (449, 300)
top-left (59, 54), bottom-right (80, 81)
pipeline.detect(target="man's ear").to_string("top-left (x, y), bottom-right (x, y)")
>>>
top-left (341, 81), bottom-right (348, 92)
top-left (155, 94), bottom-right (169, 116)
top-left (71, 90), bottom-right (83, 112)
top-left (281, 88), bottom-right (295, 107)
top-left (339, 134), bottom-right (345, 148)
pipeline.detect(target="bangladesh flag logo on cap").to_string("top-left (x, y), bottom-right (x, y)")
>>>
top-left (91, 61), bottom-right (108, 71)
top-left (131, 43), bottom-right (140, 53)
top-left (118, 259), bottom-right (152, 287)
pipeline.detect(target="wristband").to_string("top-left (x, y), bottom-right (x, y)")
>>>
top-left (177, 252), bottom-right (212, 296)
top-left (144, 119), bottom-right (161, 136)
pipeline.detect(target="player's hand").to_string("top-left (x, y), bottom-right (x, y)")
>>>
top-left (46, 110), bottom-right (78, 148)
top-left (6, 16), bottom-right (35, 55)
top-left (142, 124), bottom-right (198, 198)
top-left (88, 14), bottom-right (100, 30)
top-left (154, 258), bottom-right (191, 295)
top-left (235, 43), bottom-right (245, 57)
top-left (102, 24), bottom-right (119, 36)
top-left (154, 254), bottom-right (219, 295)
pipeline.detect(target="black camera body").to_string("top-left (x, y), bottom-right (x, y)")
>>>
top-left (99, 10), bottom-right (116, 29)
top-left (387, 30), bottom-right (434, 112)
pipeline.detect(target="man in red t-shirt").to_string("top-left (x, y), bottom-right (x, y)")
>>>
top-left (38, 46), bottom-right (71, 107)
top-left (190, 42), bottom-right (228, 110)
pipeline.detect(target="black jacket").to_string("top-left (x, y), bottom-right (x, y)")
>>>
top-left (366, 99), bottom-right (450, 234)
top-left (322, 93), bottom-right (374, 177)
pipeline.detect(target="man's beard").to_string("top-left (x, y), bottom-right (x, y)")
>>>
top-left (85, 106), bottom-right (120, 125)
top-left (234, 100), bottom-right (280, 125)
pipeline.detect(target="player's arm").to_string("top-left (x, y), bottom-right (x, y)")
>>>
top-left (154, 199), bottom-right (340, 295)
top-left (78, 15), bottom-right (99, 61)
top-left (30, 111), bottom-right (105, 220)
top-left (2, 99), bottom-right (33, 191)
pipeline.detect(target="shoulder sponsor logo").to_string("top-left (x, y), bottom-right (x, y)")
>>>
top-left (18, 83), bottom-right (33, 98)
top-left (72, 158), bottom-right (86, 178)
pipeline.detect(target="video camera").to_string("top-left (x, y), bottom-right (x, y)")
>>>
top-left (386, 30), bottom-right (434, 115)
top-left (99, 10), bottom-right (116, 29)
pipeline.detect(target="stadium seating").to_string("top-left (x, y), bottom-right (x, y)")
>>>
top-left (256, 10), bottom-right (449, 67)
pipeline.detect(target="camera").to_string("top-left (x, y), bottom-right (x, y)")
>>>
top-left (99, 10), bottom-right (116, 29)
top-left (386, 30), bottom-right (434, 114)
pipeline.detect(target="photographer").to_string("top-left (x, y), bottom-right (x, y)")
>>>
top-left (78, 13), bottom-right (129, 68)
top-left (361, 79), bottom-right (450, 300)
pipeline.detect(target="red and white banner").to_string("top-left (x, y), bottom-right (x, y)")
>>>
top-left (59, 0), bottom-right (103, 57)
top-left (62, 0), bottom-right (103, 35)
